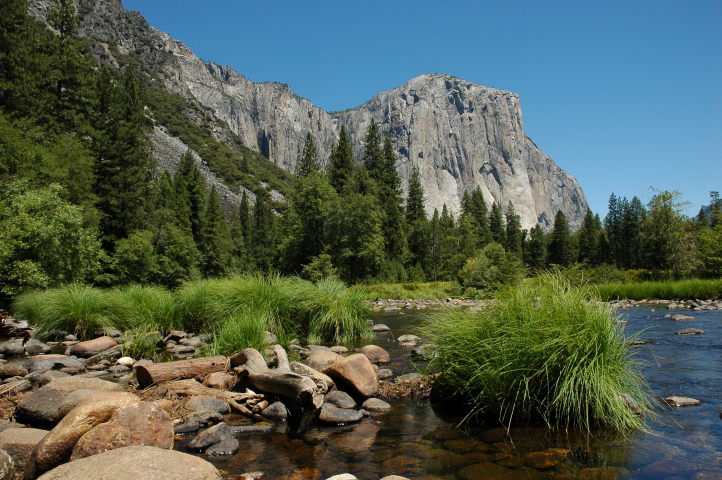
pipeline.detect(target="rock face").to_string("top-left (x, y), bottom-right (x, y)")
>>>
top-left (28, 0), bottom-right (588, 229)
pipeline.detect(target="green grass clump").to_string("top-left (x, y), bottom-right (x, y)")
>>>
top-left (14, 284), bottom-right (129, 339)
top-left (423, 275), bottom-right (650, 432)
top-left (596, 278), bottom-right (722, 301)
top-left (204, 309), bottom-right (270, 356)
top-left (303, 278), bottom-right (371, 344)
top-left (116, 285), bottom-right (178, 333)
top-left (353, 281), bottom-right (461, 300)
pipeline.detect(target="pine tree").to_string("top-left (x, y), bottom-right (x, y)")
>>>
top-left (470, 188), bottom-right (491, 246)
top-left (362, 120), bottom-right (384, 181)
top-left (525, 224), bottom-right (547, 269)
top-left (489, 202), bottom-right (505, 245)
top-left (296, 132), bottom-right (319, 177)
top-left (577, 209), bottom-right (600, 264)
top-left (504, 202), bottom-right (523, 256)
top-left (549, 210), bottom-right (572, 266)
top-left (199, 187), bottom-right (233, 276)
top-left (229, 204), bottom-right (246, 272)
top-left (406, 167), bottom-right (429, 272)
top-left (253, 188), bottom-right (276, 271)
top-left (238, 191), bottom-right (252, 252)
top-left (439, 205), bottom-right (456, 279)
top-left (174, 150), bottom-right (206, 244)
top-left (327, 125), bottom-right (354, 193)
top-left (93, 68), bottom-right (153, 249)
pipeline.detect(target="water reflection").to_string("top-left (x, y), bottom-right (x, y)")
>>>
top-left (200, 306), bottom-right (722, 479)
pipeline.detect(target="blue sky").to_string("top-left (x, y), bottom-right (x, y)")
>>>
top-left (123, 0), bottom-right (721, 217)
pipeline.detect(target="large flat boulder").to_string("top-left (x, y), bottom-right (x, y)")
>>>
top-left (31, 391), bottom-right (140, 475)
top-left (37, 446), bottom-right (221, 480)
top-left (69, 336), bottom-right (118, 358)
top-left (323, 354), bottom-right (378, 397)
top-left (15, 377), bottom-right (123, 427)
top-left (71, 401), bottom-right (173, 460)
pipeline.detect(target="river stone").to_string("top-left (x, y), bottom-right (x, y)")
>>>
top-left (671, 314), bottom-right (695, 321)
top-left (665, 396), bottom-right (701, 407)
top-left (206, 437), bottom-right (239, 456)
top-left (0, 449), bottom-right (14, 480)
top-left (175, 421), bottom-right (201, 434)
top-left (70, 422), bottom-right (132, 461)
top-left (376, 368), bottom-right (393, 380)
top-left (37, 446), bottom-right (221, 480)
top-left (0, 420), bottom-right (23, 434)
top-left (261, 401), bottom-right (287, 419)
top-left (186, 396), bottom-right (231, 415)
top-left (397, 334), bottom-right (422, 344)
top-left (23, 339), bottom-right (51, 356)
top-left (323, 354), bottom-right (378, 397)
top-left (0, 341), bottom-right (25, 357)
top-left (325, 391), bottom-right (356, 409)
top-left (54, 389), bottom-right (93, 420)
top-left (31, 391), bottom-right (140, 475)
top-left (26, 355), bottom-right (84, 374)
top-left (116, 357), bottom-right (135, 367)
top-left (676, 328), bottom-right (704, 335)
top-left (361, 398), bottom-right (391, 413)
top-left (318, 404), bottom-right (362, 424)
top-left (69, 336), bottom-right (118, 358)
top-left (187, 423), bottom-right (232, 451)
top-left (307, 345), bottom-right (330, 352)
top-left (380, 477), bottom-right (410, 480)
top-left (32, 371), bottom-right (71, 387)
top-left (17, 377), bottom-right (124, 427)
top-left (289, 362), bottom-right (335, 392)
top-left (179, 336), bottom-right (203, 347)
top-left (523, 448), bottom-right (571, 470)
top-left (0, 428), bottom-right (48, 474)
top-left (305, 350), bottom-right (342, 372)
top-left (394, 373), bottom-right (422, 383)
top-left (325, 475), bottom-right (358, 480)
top-left (0, 364), bottom-right (27, 378)
top-left (372, 324), bottom-right (391, 332)
top-left (203, 371), bottom-right (237, 390)
top-left (329, 346), bottom-right (348, 354)
top-left (357, 345), bottom-right (390, 364)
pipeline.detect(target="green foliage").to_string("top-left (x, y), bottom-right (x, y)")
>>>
top-left (327, 125), bottom-right (355, 193)
top-left (301, 254), bottom-right (338, 283)
top-left (596, 278), bottom-right (722, 301)
top-left (0, 182), bottom-right (102, 295)
top-left (406, 167), bottom-right (429, 269)
top-left (352, 281), bottom-right (461, 300)
top-left (458, 243), bottom-right (525, 294)
top-left (423, 275), bottom-right (650, 431)
top-left (697, 216), bottom-right (722, 277)
top-left (302, 278), bottom-right (371, 344)
top-left (489, 202), bottom-right (505, 244)
top-left (549, 210), bottom-right (572, 266)
top-left (199, 187), bottom-right (233, 276)
top-left (504, 202), bottom-right (523, 257)
top-left (205, 310), bottom-right (269, 356)
top-left (295, 132), bottom-right (320, 177)
top-left (111, 230), bottom-right (157, 284)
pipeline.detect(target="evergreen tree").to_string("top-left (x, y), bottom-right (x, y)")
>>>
top-left (438, 205), bottom-right (456, 279)
top-left (199, 187), bottom-right (233, 276)
top-left (93, 68), bottom-right (153, 249)
top-left (428, 209), bottom-right (441, 280)
top-left (548, 210), bottom-right (572, 266)
top-left (577, 209), bottom-right (600, 264)
top-left (238, 191), bottom-right (252, 242)
top-left (504, 202), bottom-right (523, 257)
top-left (604, 193), bottom-right (624, 267)
top-left (327, 125), bottom-right (354, 193)
top-left (229, 204), bottom-right (246, 272)
top-left (525, 224), bottom-right (547, 270)
top-left (378, 136), bottom-right (407, 260)
top-left (641, 190), bottom-right (696, 277)
top-left (362, 120), bottom-right (384, 181)
top-left (406, 167), bottom-right (429, 272)
top-left (253, 187), bottom-right (276, 271)
top-left (296, 132), bottom-right (319, 177)
top-left (174, 150), bottom-right (206, 243)
top-left (489, 202), bottom-right (505, 244)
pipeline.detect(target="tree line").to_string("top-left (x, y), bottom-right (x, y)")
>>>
top-left (1, 0), bottom-right (719, 298)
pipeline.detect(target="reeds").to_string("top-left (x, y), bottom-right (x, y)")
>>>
top-left (596, 278), bottom-right (722, 301)
top-left (423, 274), bottom-right (650, 432)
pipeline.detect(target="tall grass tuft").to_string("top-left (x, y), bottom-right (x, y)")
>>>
top-left (352, 281), bottom-right (461, 300)
top-left (596, 278), bottom-right (722, 301)
top-left (117, 285), bottom-right (178, 333)
top-left (205, 309), bottom-right (269, 356)
top-left (423, 275), bottom-right (650, 432)
top-left (13, 284), bottom-right (129, 339)
top-left (303, 278), bottom-right (372, 344)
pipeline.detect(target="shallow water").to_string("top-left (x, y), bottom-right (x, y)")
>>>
top-left (198, 307), bottom-right (722, 479)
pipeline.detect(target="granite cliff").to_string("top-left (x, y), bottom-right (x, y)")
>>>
top-left (29, 0), bottom-right (588, 229)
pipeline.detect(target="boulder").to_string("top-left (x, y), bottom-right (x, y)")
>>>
top-left (318, 404), bottom-right (362, 424)
top-left (187, 423), bottom-right (232, 451)
top-left (329, 346), bottom-right (348, 354)
top-left (71, 401), bottom-right (173, 460)
top-left (31, 371), bottom-right (70, 387)
top-left (206, 438), bottom-right (239, 456)
top-left (15, 377), bottom-right (123, 427)
top-left (23, 340), bottom-right (51, 356)
top-left (186, 396), bottom-right (230, 415)
top-left (323, 354), bottom-right (378, 397)
top-left (31, 391), bottom-right (140, 474)
top-left (0, 364), bottom-right (27, 378)
top-left (325, 391), bottom-right (356, 409)
top-left (260, 401), bottom-right (287, 419)
top-left (116, 357), bottom-right (135, 367)
top-left (304, 350), bottom-right (342, 372)
top-left (69, 336), bottom-right (118, 358)
top-left (0, 341), bottom-right (25, 357)
top-left (36, 446), bottom-right (221, 480)
top-left (0, 427), bottom-right (48, 473)
top-left (357, 345), bottom-right (390, 364)
top-left (361, 398), bottom-right (391, 413)
top-left (0, 449), bottom-right (13, 480)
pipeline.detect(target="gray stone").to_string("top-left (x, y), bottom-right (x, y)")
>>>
top-left (395, 373), bottom-right (423, 383)
top-left (671, 314), bottom-right (695, 321)
top-left (56, 389), bottom-right (95, 420)
top-left (0, 342), bottom-right (24, 357)
top-left (0, 427), bottom-right (48, 473)
top-left (372, 324), bottom-right (391, 332)
top-left (376, 368), bottom-right (393, 380)
top-left (329, 346), bottom-right (348, 354)
top-left (187, 423), bottom-right (231, 451)
top-left (23, 339), bottom-right (51, 355)
top-left (205, 437), bottom-right (239, 456)
top-left (0, 449), bottom-right (14, 480)
top-left (319, 404), bottom-right (362, 424)
top-left (186, 396), bottom-right (230, 415)
top-left (174, 421), bottom-right (200, 434)
top-left (361, 398), bottom-right (392, 413)
top-left (665, 396), bottom-right (701, 407)
top-left (31, 370), bottom-right (71, 387)
top-left (116, 357), bottom-right (135, 367)
top-left (260, 401), bottom-right (287, 419)
top-left (36, 446), bottom-right (221, 480)
top-left (397, 334), bottom-right (422, 344)
top-left (325, 391), bottom-right (356, 409)
top-left (676, 328), bottom-right (704, 335)
top-left (179, 336), bottom-right (202, 347)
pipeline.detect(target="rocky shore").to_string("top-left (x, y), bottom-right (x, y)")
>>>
top-left (0, 314), bottom-right (436, 480)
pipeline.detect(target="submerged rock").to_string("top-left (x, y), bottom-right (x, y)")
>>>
top-left (665, 396), bottom-right (701, 407)
top-left (325, 391), bottom-right (356, 409)
top-left (318, 404), bottom-right (362, 424)
top-left (676, 328), bottom-right (704, 335)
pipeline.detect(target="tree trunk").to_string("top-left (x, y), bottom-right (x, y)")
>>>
top-left (136, 356), bottom-right (229, 388)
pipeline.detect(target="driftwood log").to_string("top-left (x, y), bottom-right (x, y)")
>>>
top-left (232, 346), bottom-right (325, 411)
top-left (156, 378), bottom-right (264, 416)
top-left (136, 355), bottom-right (229, 388)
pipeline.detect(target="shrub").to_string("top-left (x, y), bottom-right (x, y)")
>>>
top-left (458, 243), bottom-right (525, 294)
top-left (423, 275), bottom-right (650, 432)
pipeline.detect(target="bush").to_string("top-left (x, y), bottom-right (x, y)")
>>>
top-left (423, 275), bottom-right (650, 432)
top-left (458, 243), bottom-right (525, 294)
